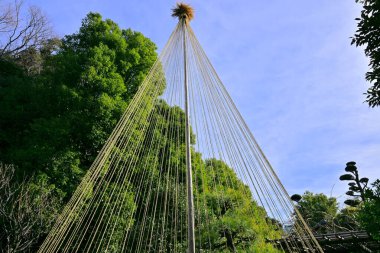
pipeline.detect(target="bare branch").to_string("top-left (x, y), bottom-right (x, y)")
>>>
top-left (0, 162), bottom-right (61, 252)
top-left (0, 0), bottom-right (52, 58)
top-left (0, 2), bottom-right (15, 32)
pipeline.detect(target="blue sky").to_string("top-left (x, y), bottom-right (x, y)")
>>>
top-left (24, 0), bottom-right (380, 202)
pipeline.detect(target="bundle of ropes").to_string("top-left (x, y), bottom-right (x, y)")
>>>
top-left (38, 3), bottom-right (323, 253)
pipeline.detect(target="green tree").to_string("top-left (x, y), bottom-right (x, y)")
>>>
top-left (293, 189), bottom-right (362, 234)
top-left (339, 161), bottom-right (368, 205)
top-left (340, 161), bottom-right (380, 240)
top-left (339, 161), bottom-right (380, 239)
top-left (358, 179), bottom-right (380, 240)
top-left (110, 101), bottom-right (282, 252)
top-left (0, 12), bottom-right (159, 252)
top-left (352, 0), bottom-right (380, 107)
top-left (333, 206), bottom-right (360, 231)
top-left (195, 159), bottom-right (282, 252)
top-left (294, 191), bottom-right (339, 234)
top-left (0, 12), bottom-right (158, 199)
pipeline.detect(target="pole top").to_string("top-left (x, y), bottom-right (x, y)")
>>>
top-left (172, 3), bottom-right (194, 23)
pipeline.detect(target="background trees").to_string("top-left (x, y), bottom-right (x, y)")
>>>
top-left (358, 179), bottom-right (380, 240)
top-left (0, 0), bottom-right (53, 74)
top-left (352, 0), bottom-right (380, 107)
top-left (291, 161), bottom-right (380, 242)
top-left (0, 163), bottom-right (61, 252)
top-left (339, 161), bottom-right (380, 240)
top-left (293, 191), bottom-right (339, 234)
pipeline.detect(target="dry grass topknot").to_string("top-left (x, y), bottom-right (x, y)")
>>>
top-left (172, 3), bottom-right (194, 22)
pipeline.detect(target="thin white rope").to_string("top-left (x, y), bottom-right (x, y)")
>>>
top-left (38, 18), bottom-right (323, 253)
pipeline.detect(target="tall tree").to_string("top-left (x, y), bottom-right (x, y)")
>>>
top-left (352, 0), bottom-right (380, 107)
top-left (195, 159), bottom-right (282, 252)
top-left (0, 12), bottom-right (159, 252)
top-left (0, 12), bottom-right (158, 199)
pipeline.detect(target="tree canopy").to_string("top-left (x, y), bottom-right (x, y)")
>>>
top-left (0, 12), bottom-right (158, 199)
top-left (295, 191), bottom-right (339, 234)
top-left (352, 0), bottom-right (380, 107)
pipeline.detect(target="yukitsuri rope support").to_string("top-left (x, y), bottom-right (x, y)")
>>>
top-left (38, 3), bottom-right (323, 253)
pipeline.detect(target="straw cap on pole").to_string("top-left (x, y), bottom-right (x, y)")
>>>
top-left (172, 3), bottom-right (194, 23)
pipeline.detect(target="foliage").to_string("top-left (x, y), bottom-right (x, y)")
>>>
top-left (0, 12), bottom-right (158, 252)
top-left (117, 102), bottom-right (282, 252)
top-left (293, 162), bottom-right (380, 234)
top-left (295, 191), bottom-right (339, 234)
top-left (339, 161), bottom-right (368, 205)
top-left (195, 159), bottom-right (282, 252)
top-left (352, 0), bottom-right (380, 107)
top-left (339, 161), bottom-right (380, 238)
top-left (0, 12), bottom-right (158, 199)
top-left (0, 10), bottom-right (284, 252)
top-left (0, 163), bottom-right (61, 253)
top-left (294, 189), bottom-right (362, 234)
top-left (333, 206), bottom-right (360, 231)
top-left (358, 179), bottom-right (380, 240)
top-left (64, 182), bottom-right (136, 252)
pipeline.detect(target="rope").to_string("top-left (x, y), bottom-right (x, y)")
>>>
top-left (38, 18), bottom-right (323, 253)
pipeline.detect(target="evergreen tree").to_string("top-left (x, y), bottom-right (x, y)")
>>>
top-left (0, 12), bottom-right (158, 199)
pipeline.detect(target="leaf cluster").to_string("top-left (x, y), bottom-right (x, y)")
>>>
top-left (358, 179), bottom-right (380, 240)
top-left (352, 0), bottom-right (380, 107)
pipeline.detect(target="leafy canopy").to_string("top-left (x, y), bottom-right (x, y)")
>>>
top-left (295, 191), bottom-right (339, 234)
top-left (0, 12), bottom-right (158, 199)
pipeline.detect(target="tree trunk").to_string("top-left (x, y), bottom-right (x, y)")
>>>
top-left (225, 230), bottom-right (236, 253)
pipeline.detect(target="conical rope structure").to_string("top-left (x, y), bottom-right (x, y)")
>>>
top-left (38, 4), bottom-right (323, 253)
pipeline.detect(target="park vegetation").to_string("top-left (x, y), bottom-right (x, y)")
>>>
top-left (292, 162), bottom-right (380, 242)
top-left (1, 1), bottom-right (379, 252)
top-left (0, 2), bottom-right (282, 252)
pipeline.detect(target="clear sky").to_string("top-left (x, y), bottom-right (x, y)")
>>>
top-left (23, 0), bottom-right (380, 202)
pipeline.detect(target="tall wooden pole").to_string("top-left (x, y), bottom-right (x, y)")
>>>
top-left (182, 17), bottom-right (196, 253)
